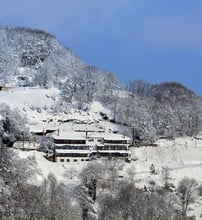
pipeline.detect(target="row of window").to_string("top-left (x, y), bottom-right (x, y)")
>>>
top-left (88, 139), bottom-right (103, 143)
top-left (59, 158), bottom-right (90, 162)
top-left (104, 140), bottom-right (128, 144)
top-left (56, 145), bottom-right (90, 150)
top-left (56, 153), bottom-right (89, 157)
top-left (54, 139), bottom-right (86, 144)
top-left (54, 139), bottom-right (129, 145)
top-left (56, 152), bottom-right (129, 158)
top-left (97, 152), bottom-right (129, 157)
top-left (96, 145), bottom-right (127, 150)
top-left (55, 145), bottom-right (127, 150)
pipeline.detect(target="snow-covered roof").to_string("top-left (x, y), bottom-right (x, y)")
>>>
top-left (73, 124), bottom-right (105, 132)
top-left (28, 122), bottom-right (57, 133)
top-left (88, 132), bottom-right (130, 141)
top-left (51, 130), bottom-right (130, 142)
top-left (52, 132), bottom-right (86, 140)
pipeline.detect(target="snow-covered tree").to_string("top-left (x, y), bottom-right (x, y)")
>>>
top-left (38, 173), bottom-right (81, 220)
top-left (176, 177), bottom-right (198, 218)
top-left (125, 79), bottom-right (152, 97)
top-left (0, 147), bottom-right (37, 219)
top-left (97, 180), bottom-right (173, 220)
top-left (0, 104), bottom-right (29, 147)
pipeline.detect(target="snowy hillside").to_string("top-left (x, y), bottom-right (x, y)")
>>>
top-left (0, 87), bottom-right (122, 133)
top-left (1, 66), bottom-right (202, 199)
top-left (0, 87), bottom-right (59, 110)
top-left (1, 26), bottom-right (202, 142)
top-left (1, 25), bottom-right (202, 219)
top-left (16, 135), bottom-right (202, 218)
top-left (0, 26), bottom-right (85, 87)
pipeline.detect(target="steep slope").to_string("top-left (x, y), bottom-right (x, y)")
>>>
top-left (0, 26), bottom-right (123, 135)
top-left (0, 26), bottom-right (85, 87)
top-left (1, 25), bottom-right (202, 141)
top-left (0, 87), bottom-right (123, 135)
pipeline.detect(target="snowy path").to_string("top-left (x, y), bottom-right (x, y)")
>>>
top-left (168, 162), bottom-right (202, 171)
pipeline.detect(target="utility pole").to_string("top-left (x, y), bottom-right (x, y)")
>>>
top-left (132, 126), bottom-right (135, 146)
top-left (22, 130), bottom-right (24, 150)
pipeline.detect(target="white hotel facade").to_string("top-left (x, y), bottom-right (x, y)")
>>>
top-left (52, 131), bottom-right (131, 162)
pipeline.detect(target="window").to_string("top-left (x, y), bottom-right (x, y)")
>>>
top-left (56, 153), bottom-right (89, 157)
top-left (104, 140), bottom-right (127, 144)
top-left (60, 159), bottom-right (64, 162)
top-left (66, 159), bottom-right (70, 162)
top-left (54, 139), bottom-right (86, 144)
top-left (56, 145), bottom-right (90, 150)
top-left (73, 159), bottom-right (78, 162)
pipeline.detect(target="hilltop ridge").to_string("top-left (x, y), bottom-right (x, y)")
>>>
top-left (0, 26), bottom-right (202, 142)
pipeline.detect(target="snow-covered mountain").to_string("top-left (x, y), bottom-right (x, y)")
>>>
top-left (0, 26), bottom-right (85, 87)
top-left (0, 26), bottom-right (116, 91)
top-left (0, 26), bottom-right (125, 133)
top-left (1, 25), bottom-right (202, 141)
top-left (1, 26), bottom-right (202, 219)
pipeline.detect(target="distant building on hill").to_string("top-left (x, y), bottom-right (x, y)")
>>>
top-left (51, 130), bottom-right (131, 163)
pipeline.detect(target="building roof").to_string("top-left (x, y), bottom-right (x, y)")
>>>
top-left (52, 131), bottom-right (130, 142)
top-left (52, 132), bottom-right (86, 140)
top-left (88, 132), bottom-right (130, 141)
top-left (28, 122), bottom-right (57, 133)
top-left (73, 124), bottom-right (105, 132)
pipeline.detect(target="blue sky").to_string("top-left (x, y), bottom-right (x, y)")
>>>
top-left (0, 0), bottom-right (202, 95)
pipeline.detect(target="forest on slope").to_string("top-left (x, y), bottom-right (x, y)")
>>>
top-left (0, 26), bottom-right (201, 142)
top-left (0, 25), bottom-right (202, 220)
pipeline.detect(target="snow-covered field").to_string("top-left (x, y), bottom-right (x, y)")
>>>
top-left (0, 87), bottom-right (115, 128)
top-left (2, 87), bottom-right (202, 218)
top-left (0, 87), bottom-right (59, 110)
top-left (2, 87), bottom-right (202, 183)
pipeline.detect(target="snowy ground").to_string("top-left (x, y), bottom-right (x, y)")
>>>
top-left (2, 87), bottom-right (202, 218)
top-left (18, 135), bottom-right (202, 218)
top-left (0, 87), bottom-right (117, 132)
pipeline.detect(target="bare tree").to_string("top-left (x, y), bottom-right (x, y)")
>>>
top-left (126, 164), bottom-right (136, 182)
top-left (64, 167), bottom-right (78, 180)
top-left (162, 166), bottom-right (171, 190)
top-left (125, 80), bottom-right (152, 97)
top-left (39, 173), bottom-right (81, 220)
top-left (97, 180), bottom-right (173, 220)
top-left (0, 147), bottom-right (38, 219)
top-left (77, 162), bottom-right (106, 220)
top-left (176, 177), bottom-right (198, 218)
